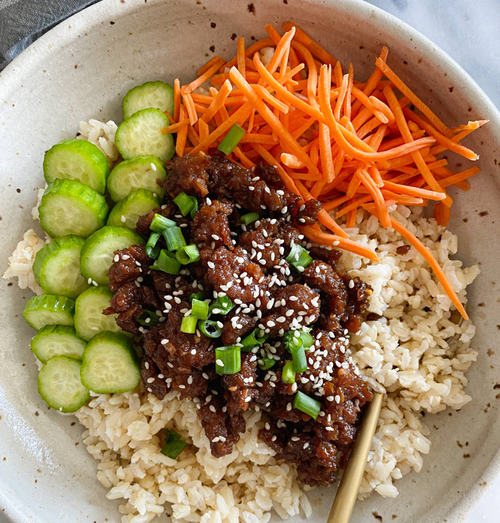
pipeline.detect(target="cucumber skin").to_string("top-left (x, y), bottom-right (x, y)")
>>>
top-left (38, 356), bottom-right (90, 413)
top-left (107, 189), bottom-right (160, 229)
top-left (123, 81), bottom-right (175, 120)
top-left (107, 156), bottom-right (166, 202)
top-left (33, 236), bottom-right (90, 299)
top-left (43, 139), bottom-right (109, 194)
top-left (81, 331), bottom-right (141, 394)
top-left (115, 108), bottom-right (175, 163)
top-left (23, 294), bottom-right (75, 330)
top-left (80, 226), bottom-right (145, 286)
top-left (74, 286), bottom-right (123, 341)
top-left (31, 325), bottom-right (86, 364)
top-left (39, 179), bottom-right (109, 239)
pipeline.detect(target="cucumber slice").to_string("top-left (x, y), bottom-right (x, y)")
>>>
top-left (81, 331), bottom-right (140, 394)
top-left (33, 236), bottom-right (90, 299)
top-left (31, 325), bottom-right (86, 364)
top-left (115, 108), bottom-right (174, 163)
top-left (39, 179), bottom-right (109, 239)
top-left (80, 226), bottom-right (145, 286)
top-left (38, 356), bottom-right (89, 412)
top-left (23, 294), bottom-right (75, 331)
top-left (107, 189), bottom-right (160, 229)
top-left (107, 156), bottom-right (166, 202)
top-left (123, 81), bottom-right (175, 120)
top-left (43, 139), bottom-right (109, 194)
top-left (75, 286), bottom-right (123, 341)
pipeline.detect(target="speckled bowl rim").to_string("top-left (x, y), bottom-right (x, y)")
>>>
top-left (0, 0), bottom-right (499, 522)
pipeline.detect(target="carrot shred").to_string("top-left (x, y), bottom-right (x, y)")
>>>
top-left (175, 106), bottom-right (188, 157)
top-left (173, 79), bottom-right (181, 122)
top-left (237, 37), bottom-right (246, 76)
top-left (161, 119), bottom-right (190, 134)
top-left (197, 55), bottom-right (223, 76)
top-left (283, 22), bottom-right (337, 66)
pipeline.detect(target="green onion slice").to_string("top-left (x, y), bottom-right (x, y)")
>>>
top-left (210, 296), bottom-right (234, 315)
top-left (150, 213), bottom-right (176, 233)
top-left (290, 344), bottom-right (307, 373)
top-left (189, 291), bottom-right (205, 302)
top-left (191, 298), bottom-right (209, 320)
top-left (146, 232), bottom-right (161, 259)
top-left (180, 316), bottom-right (198, 334)
top-left (258, 357), bottom-right (276, 371)
top-left (137, 309), bottom-right (160, 327)
top-left (241, 328), bottom-right (269, 351)
top-left (286, 242), bottom-right (313, 272)
top-left (293, 391), bottom-right (321, 419)
top-left (173, 192), bottom-right (198, 217)
top-left (218, 123), bottom-right (246, 155)
top-left (215, 345), bottom-right (241, 374)
top-left (163, 226), bottom-right (186, 251)
top-left (284, 329), bottom-right (314, 350)
top-left (161, 429), bottom-right (188, 459)
top-left (241, 212), bottom-right (259, 226)
top-left (150, 249), bottom-right (181, 275)
top-left (281, 361), bottom-right (296, 384)
top-left (199, 319), bottom-right (222, 339)
top-left (176, 244), bottom-right (200, 265)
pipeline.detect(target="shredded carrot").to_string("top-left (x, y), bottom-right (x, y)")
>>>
top-left (161, 119), bottom-right (190, 134)
top-left (169, 25), bottom-right (485, 319)
top-left (237, 37), bottom-right (246, 76)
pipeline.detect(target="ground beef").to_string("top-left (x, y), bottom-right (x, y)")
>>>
top-left (107, 152), bottom-right (373, 483)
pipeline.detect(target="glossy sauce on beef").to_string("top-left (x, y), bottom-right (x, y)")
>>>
top-left (105, 151), bottom-right (372, 486)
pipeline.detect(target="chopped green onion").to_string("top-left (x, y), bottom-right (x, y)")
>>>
top-left (176, 244), bottom-right (200, 265)
top-left (290, 344), bottom-right (307, 373)
top-left (173, 192), bottom-right (198, 217)
top-left (146, 232), bottom-right (161, 259)
top-left (241, 212), bottom-right (259, 226)
top-left (150, 249), bottom-right (181, 275)
top-left (241, 328), bottom-right (269, 351)
top-left (286, 242), bottom-right (313, 272)
top-left (191, 299), bottom-right (209, 320)
top-left (150, 213), bottom-right (176, 233)
top-left (181, 316), bottom-right (198, 334)
top-left (137, 309), bottom-right (160, 327)
top-left (163, 226), bottom-right (186, 251)
top-left (189, 291), bottom-right (205, 302)
top-left (161, 429), bottom-right (188, 459)
top-left (218, 123), bottom-right (246, 155)
top-left (199, 319), bottom-right (222, 339)
top-left (284, 329), bottom-right (314, 350)
top-left (210, 296), bottom-right (234, 315)
top-left (258, 357), bottom-right (276, 371)
top-left (215, 345), bottom-right (241, 374)
top-left (293, 391), bottom-right (321, 419)
top-left (282, 361), bottom-right (296, 384)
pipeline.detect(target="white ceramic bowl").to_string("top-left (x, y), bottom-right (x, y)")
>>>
top-left (1, 1), bottom-right (499, 522)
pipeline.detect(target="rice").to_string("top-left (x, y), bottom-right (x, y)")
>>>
top-left (3, 229), bottom-right (45, 294)
top-left (3, 118), bottom-right (479, 521)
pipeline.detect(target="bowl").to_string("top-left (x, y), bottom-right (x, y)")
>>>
top-left (1, 0), bottom-right (499, 522)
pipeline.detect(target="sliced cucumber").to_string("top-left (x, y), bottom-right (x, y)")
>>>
top-left (107, 156), bottom-right (166, 202)
top-left (123, 81), bottom-right (175, 120)
top-left (38, 356), bottom-right (89, 412)
top-left (107, 189), bottom-right (160, 229)
top-left (33, 236), bottom-right (90, 299)
top-left (115, 108), bottom-right (175, 163)
top-left (43, 139), bottom-right (109, 194)
top-left (31, 325), bottom-right (86, 364)
top-left (75, 286), bottom-right (123, 341)
top-left (39, 179), bottom-right (109, 239)
top-left (23, 294), bottom-right (75, 331)
top-left (81, 331), bottom-right (140, 394)
top-left (80, 226), bottom-right (145, 286)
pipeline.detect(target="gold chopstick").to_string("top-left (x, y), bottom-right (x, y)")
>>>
top-left (327, 392), bottom-right (384, 523)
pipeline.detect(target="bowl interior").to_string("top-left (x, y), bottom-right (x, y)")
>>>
top-left (1, 1), bottom-right (500, 522)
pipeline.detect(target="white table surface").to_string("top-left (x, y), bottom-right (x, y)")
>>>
top-left (1, 1), bottom-right (499, 522)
